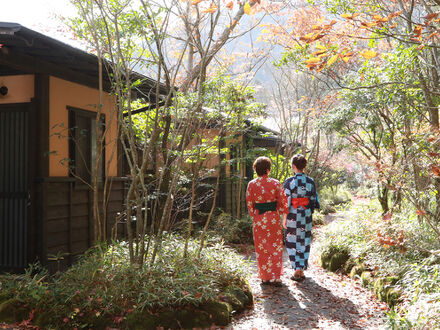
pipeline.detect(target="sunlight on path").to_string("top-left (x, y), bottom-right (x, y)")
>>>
top-left (230, 210), bottom-right (387, 330)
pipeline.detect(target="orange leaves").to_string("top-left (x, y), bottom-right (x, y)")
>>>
top-left (430, 164), bottom-right (440, 177)
top-left (412, 25), bottom-right (423, 42)
top-left (416, 209), bottom-right (427, 216)
top-left (305, 57), bottom-right (321, 65)
top-left (341, 13), bottom-right (360, 20)
top-left (424, 12), bottom-right (439, 21)
top-left (226, 1), bottom-right (233, 10)
top-left (191, 0), bottom-right (204, 5)
top-left (202, 3), bottom-right (218, 13)
top-left (387, 10), bottom-right (402, 20)
top-left (427, 31), bottom-right (439, 40)
top-left (360, 21), bottom-right (379, 29)
top-left (243, 2), bottom-right (252, 15)
top-left (360, 49), bottom-right (378, 59)
top-left (327, 54), bottom-right (339, 67)
top-left (377, 230), bottom-right (406, 253)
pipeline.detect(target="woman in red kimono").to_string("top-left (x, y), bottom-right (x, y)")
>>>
top-left (246, 157), bottom-right (288, 285)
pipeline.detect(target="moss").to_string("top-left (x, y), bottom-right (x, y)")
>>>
top-left (385, 276), bottom-right (399, 285)
top-left (373, 278), bottom-right (386, 301)
top-left (223, 286), bottom-right (252, 312)
top-left (350, 265), bottom-right (365, 279)
top-left (320, 250), bottom-right (333, 270)
top-left (343, 259), bottom-right (356, 275)
top-left (0, 298), bottom-right (30, 324)
top-left (201, 301), bottom-right (232, 326)
top-left (176, 308), bottom-right (211, 328)
top-left (385, 287), bottom-right (402, 307)
top-left (328, 251), bottom-right (350, 272)
top-left (124, 310), bottom-right (159, 330)
top-left (242, 282), bottom-right (254, 306)
top-left (360, 271), bottom-right (372, 287)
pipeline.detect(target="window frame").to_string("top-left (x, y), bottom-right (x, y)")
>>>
top-left (67, 106), bottom-right (106, 184)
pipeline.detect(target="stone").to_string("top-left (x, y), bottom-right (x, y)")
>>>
top-left (328, 251), bottom-right (350, 272)
top-left (124, 310), bottom-right (159, 330)
top-left (201, 301), bottom-right (232, 326)
top-left (224, 286), bottom-right (252, 312)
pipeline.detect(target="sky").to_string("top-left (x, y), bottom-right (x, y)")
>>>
top-left (1, 0), bottom-right (76, 43)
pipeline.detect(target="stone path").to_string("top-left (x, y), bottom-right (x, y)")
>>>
top-left (229, 211), bottom-right (388, 330)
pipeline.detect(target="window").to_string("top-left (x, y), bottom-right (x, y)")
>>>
top-left (68, 107), bottom-right (105, 183)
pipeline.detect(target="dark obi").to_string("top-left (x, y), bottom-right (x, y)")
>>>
top-left (254, 201), bottom-right (277, 215)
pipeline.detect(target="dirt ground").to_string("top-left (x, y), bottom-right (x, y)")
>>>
top-left (229, 212), bottom-right (388, 330)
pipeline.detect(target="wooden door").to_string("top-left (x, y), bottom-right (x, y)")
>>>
top-left (0, 103), bottom-right (30, 270)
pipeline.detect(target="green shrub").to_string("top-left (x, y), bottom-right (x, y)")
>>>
top-left (313, 211), bottom-right (325, 226)
top-left (206, 211), bottom-right (254, 245)
top-left (0, 235), bottom-right (253, 329)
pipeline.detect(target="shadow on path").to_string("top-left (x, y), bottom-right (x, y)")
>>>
top-left (231, 211), bottom-right (387, 329)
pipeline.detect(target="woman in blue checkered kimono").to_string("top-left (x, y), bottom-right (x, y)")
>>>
top-left (283, 154), bottom-right (319, 281)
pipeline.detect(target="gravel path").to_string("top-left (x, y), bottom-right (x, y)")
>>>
top-left (229, 211), bottom-right (388, 330)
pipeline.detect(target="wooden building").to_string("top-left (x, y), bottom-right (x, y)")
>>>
top-left (0, 23), bottom-right (166, 272)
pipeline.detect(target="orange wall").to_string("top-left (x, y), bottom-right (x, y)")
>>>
top-left (0, 75), bottom-right (34, 104)
top-left (49, 76), bottom-right (118, 177)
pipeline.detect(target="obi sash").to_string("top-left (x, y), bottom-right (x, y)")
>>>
top-left (291, 197), bottom-right (309, 209)
top-left (254, 201), bottom-right (277, 215)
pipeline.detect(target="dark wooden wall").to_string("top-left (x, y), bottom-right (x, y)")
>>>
top-left (35, 177), bottom-right (127, 272)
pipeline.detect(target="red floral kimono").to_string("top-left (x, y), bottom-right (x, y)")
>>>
top-left (246, 175), bottom-right (288, 281)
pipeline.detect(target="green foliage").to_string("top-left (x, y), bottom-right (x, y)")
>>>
top-left (319, 184), bottom-right (352, 214)
top-left (0, 235), bottom-right (251, 328)
top-left (316, 200), bottom-right (440, 328)
top-left (206, 211), bottom-right (254, 245)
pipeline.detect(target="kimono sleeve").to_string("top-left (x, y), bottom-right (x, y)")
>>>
top-left (246, 182), bottom-right (257, 218)
top-left (283, 179), bottom-right (292, 210)
top-left (276, 182), bottom-right (288, 215)
top-left (309, 179), bottom-right (320, 213)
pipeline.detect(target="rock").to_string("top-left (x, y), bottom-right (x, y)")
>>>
top-left (175, 308), bottom-right (211, 328)
top-left (328, 251), bottom-right (350, 272)
top-left (350, 265), bottom-right (365, 279)
top-left (320, 250), bottom-right (333, 270)
top-left (223, 285), bottom-right (253, 312)
top-left (0, 298), bottom-right (30, 324)
top-left (124, 310), bottom-right (159, 330)
top-left (201, 301), bottom-right (232, 326)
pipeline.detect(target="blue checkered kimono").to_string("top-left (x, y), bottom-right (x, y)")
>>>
top-left (284, 173), bottom-right (319, 270)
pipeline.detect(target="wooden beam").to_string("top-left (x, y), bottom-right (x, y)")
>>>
top-left (35, 74), bottom-right (50, 178)
top-left (0, 46), bottom-right (111, 91)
